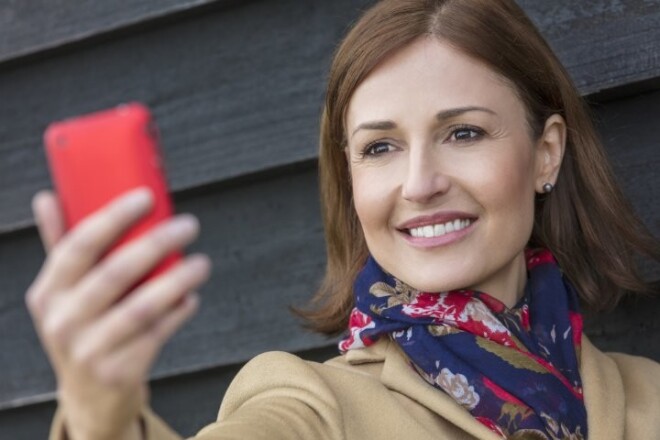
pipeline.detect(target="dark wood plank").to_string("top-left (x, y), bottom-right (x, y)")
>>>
top-left (585, 295), bottom-right (660, 362)
top-left (0, 163), bottom-right (332, 409)
top-left (0, 400), bottom-right (55, 440)
top-left (0, 0), bottom-right (373, 234)
top-left (591, 90), bottom-right (660, 242)
top-left (2, 0), bottom-right (659, 92)
top-left (518, 0), bottom-right (660, 94)
top-left (0, 0), bottom-right (234, 64)
top-left (2, 0), bottom-right (660, 234)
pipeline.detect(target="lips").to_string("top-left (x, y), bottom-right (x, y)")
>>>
top-left (396, 212), bottom-right (478, 249)
top-left (409, 218), bottom-right (473, 238)
top-left (397, 211), bottom-right (478, 232)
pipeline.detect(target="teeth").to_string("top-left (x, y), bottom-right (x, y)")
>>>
top-left (434, 223), bottom-right (446, 236)
top-left (408, 219), bottom-right (472, 239)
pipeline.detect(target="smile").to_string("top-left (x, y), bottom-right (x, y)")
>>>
top-left (408, 219), bottom-right (472, 238)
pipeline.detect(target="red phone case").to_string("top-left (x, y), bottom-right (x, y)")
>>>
top-left (44, 103), bottom-right (181, 282)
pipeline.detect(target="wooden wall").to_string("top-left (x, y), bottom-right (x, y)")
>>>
top-left (0, 0), bottom-right (658, 437)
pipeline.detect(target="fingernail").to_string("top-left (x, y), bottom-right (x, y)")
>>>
top-left (123, 188), bottom-right (153, 210)
top-left (188, 254), bottom-right (212, 275)
top-left (163, 215), bottom-right (199, 239)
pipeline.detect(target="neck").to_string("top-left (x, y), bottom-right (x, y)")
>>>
top-left (470, 251), bottom-right (527, 308)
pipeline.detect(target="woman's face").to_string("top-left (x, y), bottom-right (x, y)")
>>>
top-left (345, 37), bottom-right (563, 306)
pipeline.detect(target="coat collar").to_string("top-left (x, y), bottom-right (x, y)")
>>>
top-left (345, 335), bottom-right (626, 440)
top-left (579, 336), bottom-right (625, 439)
top-left (346, 338), bottom-right (501, 440)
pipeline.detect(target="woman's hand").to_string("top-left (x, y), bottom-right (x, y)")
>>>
top-left (26, 188), bottom-right (211, 440)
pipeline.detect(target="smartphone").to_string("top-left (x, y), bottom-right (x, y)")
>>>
top-left (44, 102), bottom-right (181, 283)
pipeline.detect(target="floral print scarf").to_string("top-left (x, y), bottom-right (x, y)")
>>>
top-left (339, 249), bottom-right (587, 439)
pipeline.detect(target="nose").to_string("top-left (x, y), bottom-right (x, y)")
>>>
top-left (401, 146), bottom-right (450, 203)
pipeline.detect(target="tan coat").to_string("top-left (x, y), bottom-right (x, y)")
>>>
top-left (50, 336), bottom-right (660, 439)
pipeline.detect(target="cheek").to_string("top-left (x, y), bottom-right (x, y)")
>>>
top-left (478, 148), bottom-right (537, 238)
top-left (351, 167), bottom-right (396, 236)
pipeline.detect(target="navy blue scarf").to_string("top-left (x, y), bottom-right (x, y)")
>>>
top-left (339, 249), bottom-right (588, 439)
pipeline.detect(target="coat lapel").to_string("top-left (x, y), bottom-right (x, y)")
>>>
top-left (378, 339), bottom-right (501, 440)
top-left (346, 336), bottom-right (626, 439)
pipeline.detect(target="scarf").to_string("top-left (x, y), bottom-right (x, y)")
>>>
top-left (339, 249), bottom-right (587, 439)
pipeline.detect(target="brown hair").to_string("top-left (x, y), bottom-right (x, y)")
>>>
top-left (298, 0), bottom-right (660, 335)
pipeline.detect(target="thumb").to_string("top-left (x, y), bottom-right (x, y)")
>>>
top-left (32, 190), bottom-right (66, 253)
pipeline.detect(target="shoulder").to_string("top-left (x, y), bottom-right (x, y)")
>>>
top-left (220, 351), bottom-right (338, 407)
top-left (607, 350), bottom-right (660, 374)
top-left (606, 352), bottom-right (660, 438)
top-left (581, 337), bottom-right (660, 438)
top-left (585, 342), bottom-right (660, 400)
top-left (225, 344), bottom-right (388, 396)
top-left (218, 348), bottom-right (386, 415)
top-left (212, 347), bottom-right (398, 440)
top-left (607, 351), bottom-right (660, 402)
top-left (211, 351), bottom-right (348, 439)
top-left (227, 348), bottom-right (383, 388)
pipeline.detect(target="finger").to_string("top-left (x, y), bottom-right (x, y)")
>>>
top-left (32, 212), bottom-right (199, 355)
top-left (32, 190), bottom-right (66, 253)
top-left (28, 188), bottom-right (153, 317)
top-left (26, 191), bottom-right (69, 320)
top-left (91, 292), bottom-right (200, 388)
top-left (72, 256), bottom-right (210, 363)
top-left (69, 215), bottom-right (201, 324)
top-left (39, 188), bottom-right (153, 292)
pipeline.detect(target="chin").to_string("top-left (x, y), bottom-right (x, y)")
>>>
top-left (385, 250), bottom-right (479, 292)
top-left (390, 265), bottom-right (479, 293)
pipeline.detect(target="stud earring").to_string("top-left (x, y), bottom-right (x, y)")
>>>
top-left (542, 182), bottom-right (554, 194)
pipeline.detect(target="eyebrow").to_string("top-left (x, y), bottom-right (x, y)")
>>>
top-left (350, 106), bottom-right (496, 139)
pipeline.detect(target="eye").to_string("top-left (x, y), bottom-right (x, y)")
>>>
top-left (362, 141), bottom-right (396, 157)
top-left (448, 126), bottom-right (485, 142)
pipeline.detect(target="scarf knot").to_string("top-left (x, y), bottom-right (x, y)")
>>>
top-left (339, 249), bottom-right (587, 440)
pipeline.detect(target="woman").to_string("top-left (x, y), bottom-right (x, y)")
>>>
top-left (28, 0), bottom-right (659, 439)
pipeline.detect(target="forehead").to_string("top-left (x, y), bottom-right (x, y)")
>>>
top-left (346, 37), bottom-right (524, 129)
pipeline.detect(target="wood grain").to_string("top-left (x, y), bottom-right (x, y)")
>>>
top-left (0, 0), bottom-right (235, 64)
top-left (518, 0), bottom-right (660, 94)
top-left (0, 0), bottom-right (372, 234)
top-left (0, 163), bottom-right (330, 409)
top-left (2, 0), bottom-right (660, 233)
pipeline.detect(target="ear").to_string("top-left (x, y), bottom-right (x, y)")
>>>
top-left (534, 114), bottom-right (566, 193)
